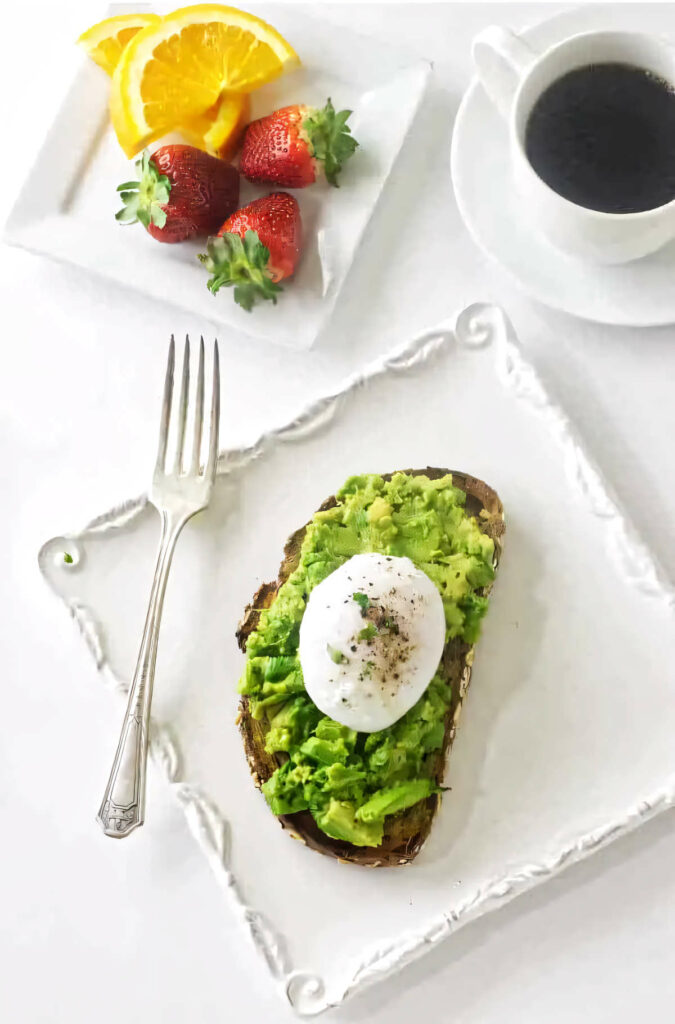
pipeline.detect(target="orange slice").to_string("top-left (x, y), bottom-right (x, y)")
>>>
top-left (111, 4), bottom-right (299, 157)
top-left (76, 13), bottom-right (161, 76)
top-left (179, 91), bottom-right (250, 159)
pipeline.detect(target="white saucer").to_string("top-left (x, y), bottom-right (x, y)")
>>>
top-left (451, 4), bottom-right (675, 327)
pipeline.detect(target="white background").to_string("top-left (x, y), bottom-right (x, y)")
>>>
top-left (2, 2), bottom-right (675, 1022)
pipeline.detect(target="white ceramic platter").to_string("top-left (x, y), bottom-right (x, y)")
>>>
top-left (3, 3), bottom-right (429, 350)
top-left (39, 304), bottom-right (675, 1014)
top-left (451, 4), bottom-right (675, 326)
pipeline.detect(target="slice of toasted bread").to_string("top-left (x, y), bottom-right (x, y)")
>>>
top-left (236, 468), bottom-right (505, 867)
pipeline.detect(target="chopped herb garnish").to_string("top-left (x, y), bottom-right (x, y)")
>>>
top-left (327, 643), bottom-right (346, 664)
top-left (358, 623), bottom-right (377, 642)
top-left (384, 618), bottom-right (399, 634)
top-left (63, 553), bottom-right (74, 564)
top-left (353, 592), bottom-right (369, 612)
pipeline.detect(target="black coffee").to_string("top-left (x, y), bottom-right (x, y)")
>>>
top-left (525, 62), bottom-right (675, 213)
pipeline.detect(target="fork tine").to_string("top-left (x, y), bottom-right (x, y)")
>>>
top-left (173, 336), bottom-right (190, 474)
top-left (155, 336), bottom-right (175, 474)
top-left (190, 336), bottom-right (205, 475)
top-left (206, 340), bottom-right (220, 482)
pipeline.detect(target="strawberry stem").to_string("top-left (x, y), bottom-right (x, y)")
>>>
top-left (115, 151), bottom-right (171, 230)
top-left (303, 98), bottom-right (358, 187)
top-left (198, 230), bottom-right (283, 311)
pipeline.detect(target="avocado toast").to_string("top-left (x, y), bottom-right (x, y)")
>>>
top-left (236, 469), bottom-right (505, 867)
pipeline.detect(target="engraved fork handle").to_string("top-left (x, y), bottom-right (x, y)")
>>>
top-left (97, 509), bottom-right (187, 838)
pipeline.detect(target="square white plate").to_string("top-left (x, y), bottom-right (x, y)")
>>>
top-left (4, 3), bottom-right (430, 350)
top-left (39, 305), bottom-right (675, 1014)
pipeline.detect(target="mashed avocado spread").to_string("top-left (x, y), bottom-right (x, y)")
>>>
top-left (239, 473), bottom-right (495, 847)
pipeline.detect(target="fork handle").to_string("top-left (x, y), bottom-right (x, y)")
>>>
top-left (96, 510), bottom-right (185, 838)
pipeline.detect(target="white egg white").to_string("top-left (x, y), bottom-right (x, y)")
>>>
top-left (298, 552), bottom-right (446, 732)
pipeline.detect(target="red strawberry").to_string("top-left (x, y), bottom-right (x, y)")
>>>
top-left (240, 98), bottom-right (358, 188)
top-left (198, 192), bottom-right (301, 310)
top-left (115, 145), bottom-right (240, 243)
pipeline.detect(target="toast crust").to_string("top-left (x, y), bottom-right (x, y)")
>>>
top-left (236, 468), bottom-right (505, 866)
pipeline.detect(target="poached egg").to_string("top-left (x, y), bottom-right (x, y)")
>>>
top-left (298, 552), bottom-right (446, 732)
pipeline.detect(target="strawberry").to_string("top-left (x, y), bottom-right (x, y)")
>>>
top-left (115, 146), bottom-right (240, 243)
top-left (198, 192), bottom-right (301, 311)
top-left (240, 98), bottom-right (358, 188)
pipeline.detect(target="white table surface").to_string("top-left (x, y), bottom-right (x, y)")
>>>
top-left (3, 2), bottom-right (675, 1021)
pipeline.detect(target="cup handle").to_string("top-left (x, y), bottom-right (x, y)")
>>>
top-left (472, 26), bottom-right (537, 120)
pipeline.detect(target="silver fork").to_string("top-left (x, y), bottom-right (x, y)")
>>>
top-left (97, 335), bottom-right (220, 838)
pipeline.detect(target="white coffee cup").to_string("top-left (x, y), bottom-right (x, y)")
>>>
top-left (472, 27), bottom-right (675, 264)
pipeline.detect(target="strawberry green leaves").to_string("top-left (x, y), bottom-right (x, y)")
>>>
top-left (198, 230), bottom-right (283, 311)
top-left (303, 98), bottom-right (358, 186)
top-left (115, 150), bottom-right (171, 229)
